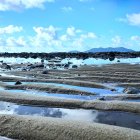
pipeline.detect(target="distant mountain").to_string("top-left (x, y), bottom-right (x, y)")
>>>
top-left (69, 50), bottom-right (80, 53)
top-left (85, 47), bottom-right (135, 53)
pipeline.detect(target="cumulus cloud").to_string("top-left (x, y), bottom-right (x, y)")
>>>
top-left (31, 26), bottom-right (97, 52)
top-left (118, 13), bottom-right (140, 27)
top-left (81, 32), bottom-right (97, 39)
top-left (111, 35), bottom-right (122, 47)
top-left (0, 25), bottom-right (23, 34)
top-left (66, 27), bottom-right (77, 36)
top-left (61, 6), bottom-right (73, 12)
top-left (126, 13), bottom-right (140, 26)
top-left (131, 35), bottom-right (140, 41)
top-left (0, 0), bottom-right (54, 11)
top-left (0, 25), bottom-right (98, 52)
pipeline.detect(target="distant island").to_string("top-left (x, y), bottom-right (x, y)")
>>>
top-left (70, 47), bottom-right (135, 53)
top-left (85, 47), bottom-right (135, 53)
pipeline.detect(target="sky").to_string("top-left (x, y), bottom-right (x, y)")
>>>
top-left (0, 0), bottom-right (140, 52)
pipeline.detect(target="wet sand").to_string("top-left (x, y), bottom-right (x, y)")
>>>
top-left (0, 63), bottom-right (140, 139)
top-left (0, 115), bottom-right (140, 140)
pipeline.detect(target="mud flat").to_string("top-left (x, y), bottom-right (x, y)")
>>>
top-left (0, 63), bottom-right (140, 139)
top-left (0, 91), bottom-right (140, 114)
top-left (0, 115), bottom-right (140, 140)
top-left (2, 83), bottom-right (97, 96)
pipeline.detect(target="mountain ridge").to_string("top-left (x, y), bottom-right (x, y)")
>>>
top-left (85, 47), bottom-right (135, 53)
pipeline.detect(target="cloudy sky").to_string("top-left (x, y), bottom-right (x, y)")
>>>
top-left (0, 0), bottom-right (140, 52)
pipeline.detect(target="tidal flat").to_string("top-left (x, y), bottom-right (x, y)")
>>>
top-left (0, 57), bottom-right (140, 140)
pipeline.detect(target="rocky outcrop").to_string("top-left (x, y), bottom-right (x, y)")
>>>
top-left (15, 81), bottom-right (22, 85)
top-left (123, 88), bottom-right (140, 94)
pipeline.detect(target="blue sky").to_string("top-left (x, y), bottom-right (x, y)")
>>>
top-left (0, 0), bottom-right (140, 52)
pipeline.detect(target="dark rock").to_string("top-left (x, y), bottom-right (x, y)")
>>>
top-left (98, 96), bottom-right (105, 101)
top-left (64, 64), bottom-right (70, 69)
top-left (123, 87), bottom-right (140, 94)
top-left (41, 59), bottom-right (44, 63)
top-left (68, 62), bottom-right (73, 65)
top-left (117, 60), bottom-right (120, 62)
top-left (42, 70), bottom-right (48, 74)
top-left (111, 89), bottom-right (116, 92)
top-left (72, 65), bottom-right (78, 69)
top-left (0, 63), bottom-right (11, 70)
top-left (28, 64), bottom-right (44, 69)
top-left (15, 81), bottom-right (22, 85)
top-left (108, 52), bottom-right (115, 61)
top-left (22, 68), bottom-right (27, 71)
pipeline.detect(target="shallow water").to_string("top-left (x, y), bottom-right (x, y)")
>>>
top-left (0, 73), bottom-right (27, 79)
top-left (0, 57), bottom-right (140, 66)
top-left (4, 81), bottom-right (123, 96)
top-left (0, 101), bottom-right (140, 130)
top-left (62, 57), bottom-right (140, 66)
top-left (5, 89), bottom-right (99, 101)
top-left (0, 136), bottom-right (13, 140)
top-left (122, 99), bottom-right (140, 102)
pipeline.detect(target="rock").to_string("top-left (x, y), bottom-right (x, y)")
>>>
top-left (28, 64), bottom-right (44, 69)
top-left (15, 81), bottom-right (22, 85)
top-left (111, 89), bottom-right (116, 92)
top-left (109, 57), bottom-right (115, 61)
top-left (68, 62), bottom-right (73, 65)
top-left (117, 60), bottom-right (120, 62)
top-left (108, 52), bottom-right (115, 61)
top-left (64, 64), bottom-right (70, 69)
top-left (98, 96), bottom-right (105, 101)
top-left (41, 59), bottom-right (44, 63)
top-left (123, 87), bottom-right (140, 94)
top-left (22, 68), bottom-right (27, 71)
top-left (42, 70), bottom-right (48, 74)
top-left (72, 65), bottom-right (78, 69)
top-left (1, 63), bottom-right (11, 70)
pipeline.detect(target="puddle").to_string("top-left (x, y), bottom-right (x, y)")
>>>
top-left (4, 81), bottom-right (123, 96)
top-left (0, 73), bottom-right (27, 79)
top-left (5, 89), bottom-right (99, 101)
top-left (0, 136), bottom-right (13, 140)
top-left (122, 99), bottom-right (140, 102)
top-left (0, 101), bottom-right (140, 130)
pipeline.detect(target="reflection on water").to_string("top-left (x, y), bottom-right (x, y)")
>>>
top-left (62, 57), bottom-right (140, 66)
top-left (0, 136), bottom-right (13, 140)
top-left (94, 111), bottom-right (140, 130)
top-left (0, 57), bottom-right (140, 66)
top-left (4, 81), bottom-right (124, 96)
top-left (0, 101), bottom-right (94, 122)
top-left (5, 89), bottom-right (98, 100)
top-left (122, 99), bottom-right (140, 102)
top-left (0, 101), bottom-right (140, 130)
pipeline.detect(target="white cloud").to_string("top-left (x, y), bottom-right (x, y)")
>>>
top-left (66, 26), bottom-right (82, 37)
top-left (79, 0), bottom-right (92, 2)
top-left (0, 25), bottom-right (98, 52)
top-left (0, 0), bottom-right (55, 11)
top-left (66, 27), bottom-right (76, 36)
top-left (131, 35), bottom-right (140, 41)
top-left (111, 35), bottom-right (122, 47)
top-left (118, 13), bottom-right (140, 27)
top-left (6, 36), bottom-right (27, 47)
top-left (126, 13), bottom-right (140, 26)
top-left (62, 6), bottom-right (73, 12)
top-left (0, 25), bottom-right (23, 34)
top-left (81, 32), bottom-right (97, 39)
